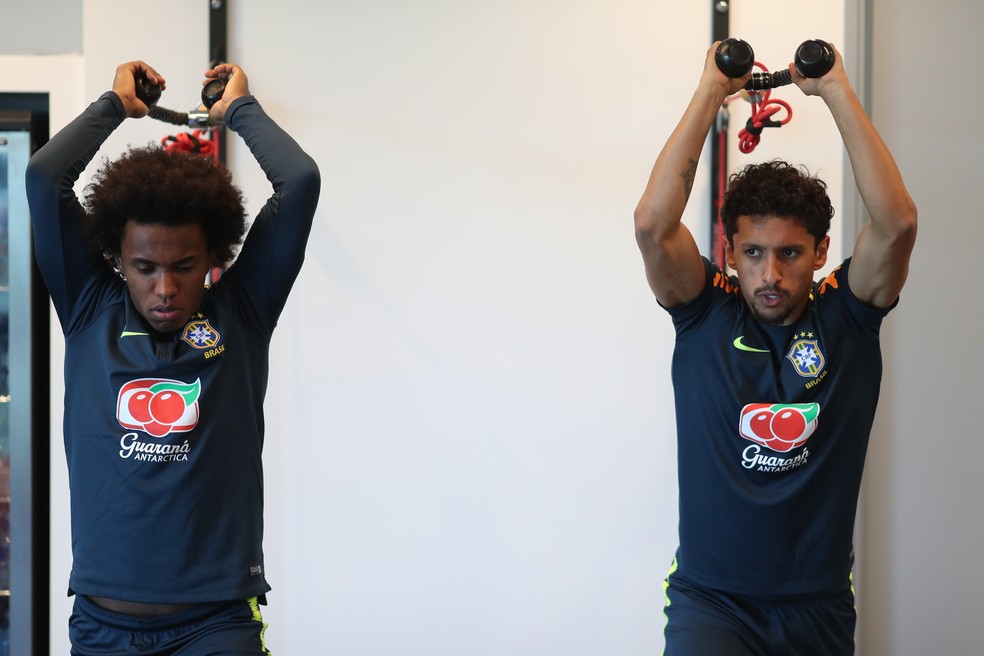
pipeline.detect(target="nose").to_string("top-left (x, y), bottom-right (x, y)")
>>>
top-left (155, 271), bottom-right (178, 299)
top-left (763, 255), bottom-right (782, 286)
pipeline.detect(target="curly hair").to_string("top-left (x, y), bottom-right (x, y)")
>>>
top-left (720, 160), bottom-right (833, 246)
top-left (83, 145), bottom-right (247, 266)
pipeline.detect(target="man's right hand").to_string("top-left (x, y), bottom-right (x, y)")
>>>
top-left (112, 61), bottom-right (166, 119)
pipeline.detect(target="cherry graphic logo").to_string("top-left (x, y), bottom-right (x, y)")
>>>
top-left (117, 378), bottom-right (202, 437)
top-left (739, 403), bottom-right (819, 453)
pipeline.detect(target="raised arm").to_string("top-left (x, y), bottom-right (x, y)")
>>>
top-left (205, 64), bottom-right (321, 323)
top-left (634, 44), bottom-right (749, 307)
top-left (793, 45), bottom-right (917, 308)
top-left (26, 61), bottom-right (165, 326)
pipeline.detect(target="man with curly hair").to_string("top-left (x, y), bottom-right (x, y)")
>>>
top-left (634, 44), bottom-right (916, 654)
top-left (27, 60), bottom-right (320, 654)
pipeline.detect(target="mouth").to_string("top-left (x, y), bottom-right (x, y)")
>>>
top-left (756, 289), bottom-right (786, 309)
top-left (150, 305), bottom-right (183, 324)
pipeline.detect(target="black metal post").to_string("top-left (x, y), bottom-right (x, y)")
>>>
top-left (209, 0), bottom-right (229, 163)
top-left (710, 1), bottom-right (730, 269)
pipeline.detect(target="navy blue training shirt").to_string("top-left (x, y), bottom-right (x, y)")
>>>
top-left (665, 257), bottom-right (891, 597)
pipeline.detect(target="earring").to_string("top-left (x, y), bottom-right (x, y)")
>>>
top-left (109, 256), bottom-right (126, 282)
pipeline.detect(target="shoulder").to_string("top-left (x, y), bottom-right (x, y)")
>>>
top-left (813, 258), bottom-right (896, 326)
top-left (664, 258), bottom-right (741, 329)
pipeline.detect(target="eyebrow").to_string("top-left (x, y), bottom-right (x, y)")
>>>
top-left (128, 255), bottom-right (201, 266)
top-left (738, 241), bottom-right (806, 251)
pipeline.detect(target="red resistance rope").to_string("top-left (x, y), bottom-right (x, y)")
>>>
top-left (162, 129), bottom-right (221, 165)
top-left (733, 61), bottom-right (793, 154)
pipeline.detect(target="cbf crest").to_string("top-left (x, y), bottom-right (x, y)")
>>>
top-left (181, 318), bottom-right (221, 350)
top-left (786, 336), bottom-right (825, 378)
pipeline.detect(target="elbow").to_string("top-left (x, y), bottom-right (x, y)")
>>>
top-left (25, 156), bottom-right (57, 200)
top-left (290, 156), bottom-right (322, 200)
top-left (302, 161), bottom-right (322, 197)
top-left (895, 200), bottom-right (918, 246)
top-left (874, 197), bottom-right (917, 248)
top-left (634, 204), bottom-right (660, 242)
top-left (634, 204), bottom-right (679, 251)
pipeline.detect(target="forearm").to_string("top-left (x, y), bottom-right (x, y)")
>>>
top-left (224, 97), bottom-right (320, 320)
top-left (226, 96), bottom-right (320, 199)
top-left (823, 84), bottom-right (917, 237)
top-left (803, 57), bottom-right (916, 306)
top-left (28, 92), bottom-right (125, 204)
top-left (634, 83), bottom-right (726, 238)
top-left (26, 92), bottom-right (125, 306)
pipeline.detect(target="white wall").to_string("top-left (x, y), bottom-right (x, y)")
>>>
top-left (857, 2), bottom-right (984, 654)
top-left (0, 0), bottom-right (82, 55)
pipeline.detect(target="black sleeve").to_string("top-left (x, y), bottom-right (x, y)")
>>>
top-left (220, 96), bottom-right (321, 332)
top-left (26, 92), bottom-right (126, 331)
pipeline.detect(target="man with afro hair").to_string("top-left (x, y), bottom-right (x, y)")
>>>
top-left (27, 60), bottom-right (320, 654)
top-left (634, 43), bottom-right (916, 654)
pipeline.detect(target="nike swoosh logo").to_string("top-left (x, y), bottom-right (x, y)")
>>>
top-left (120, 330), bottom-right (150, 338)
top-left (733, 336), bottom-right (770, 353)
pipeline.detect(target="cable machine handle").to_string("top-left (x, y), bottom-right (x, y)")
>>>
top-left (715, 38), bottom-right (835, 90)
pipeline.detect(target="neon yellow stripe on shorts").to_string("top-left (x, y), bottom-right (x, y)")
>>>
top-left (247, 596), bottom-right (272, 655)
top-left (661, 557), bottom-right (679, 656)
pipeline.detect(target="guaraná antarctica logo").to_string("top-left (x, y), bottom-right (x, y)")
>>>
top-left (117, 378), bottom-right (202, 438)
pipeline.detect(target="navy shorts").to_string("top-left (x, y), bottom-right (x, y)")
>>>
top-left (663, 568), bottom-right (856, 656)
top-left (69, 595), bottom-right (271, 656)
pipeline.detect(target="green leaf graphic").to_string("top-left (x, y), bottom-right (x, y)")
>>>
top-left (149, 378), bottom-right (202, 405)
top-left (771, 403), bottom-right (819, 423)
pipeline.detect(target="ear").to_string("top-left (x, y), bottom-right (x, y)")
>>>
top-left (724, 237), bottom-right (737, 270)
top-left (814, 236), bottom-right (830, 270)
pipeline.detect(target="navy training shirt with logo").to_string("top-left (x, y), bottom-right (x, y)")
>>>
top-left (26, 92), bottom-right (320, 603)
top-left (664, 257), bottom-right (892, 597)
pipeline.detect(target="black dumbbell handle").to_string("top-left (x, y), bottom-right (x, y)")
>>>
top-left (134, 76), bottom-right (161, 107)
top-left (715, 38), bottom-right (755, 78)
top-left (202, 79), bottom-right (226, 109)
top-left (795, 39), bottom-right (835, 78)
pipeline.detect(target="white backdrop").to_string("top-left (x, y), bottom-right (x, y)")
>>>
top-left (32, 1), bottom-right (847, 653)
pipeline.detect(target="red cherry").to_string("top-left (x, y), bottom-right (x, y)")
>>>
top-left (127, 391), bottom-right (153, 423)
top-left (749, 409), bottom-right (775, 441)
top-left (770, 409), bottom-right (807, 441)
top-left (143, 420), bottom-right (172, 437)
top-left (766, 437), bottom-right (796, 453)
top-left (149, 390), bottom-right (186, 425)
